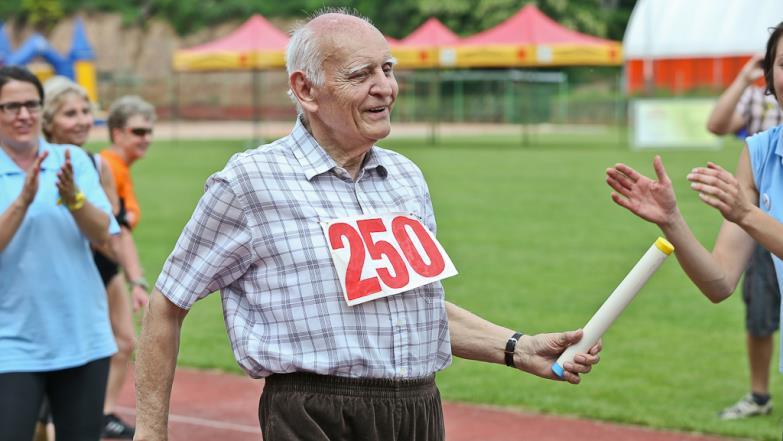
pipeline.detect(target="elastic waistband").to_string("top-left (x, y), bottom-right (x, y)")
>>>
top-left (263, 372), bottom-right (436, 399)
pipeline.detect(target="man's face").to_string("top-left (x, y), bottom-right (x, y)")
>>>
top-left (313, 23), bottom-right (398, 148)
top-left (113, 114), bottom-right (153, 163)
top-left (0, 80), bottom-right (42, 153)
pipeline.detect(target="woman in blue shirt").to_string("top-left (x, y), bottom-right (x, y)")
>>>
top-left (606, 21), bottom-right (783, 413)
top-left (0, 66), bottom-right (118, 441)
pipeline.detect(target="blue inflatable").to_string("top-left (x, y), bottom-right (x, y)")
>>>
top-left (0, 18), bottom-right (94, 80)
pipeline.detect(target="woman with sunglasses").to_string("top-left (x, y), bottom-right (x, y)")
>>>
top-left (40, 80), bottom-right (148, 439)
top-left (90, 95), bottom-right (157, 439)
top-left (0, 66), bottom-right (118, 441)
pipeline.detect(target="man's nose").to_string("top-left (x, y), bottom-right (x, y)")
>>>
top-left (370, 70), bottom-right (395, 96)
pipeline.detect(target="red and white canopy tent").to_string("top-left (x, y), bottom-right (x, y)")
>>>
top-left (623, 0), bottom-right (783, 94)
top-left (173, 14), bottom-right (288, 71)
top-left (447, 4), bottom-right (622, 68)
top-left (390, 17), bottom-right (460, 69)
top-left (171, 14), bottom-right (289, 140)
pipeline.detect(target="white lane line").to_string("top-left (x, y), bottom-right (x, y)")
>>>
top-left (115, 405), bottom-right (261, 434)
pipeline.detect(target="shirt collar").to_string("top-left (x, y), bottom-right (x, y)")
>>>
top-left (289, 116), bottom-right (388, 181)
top-left (775, 127), bottom-right (783, 160)
top-left (0, 137), bottom-right (58, 175)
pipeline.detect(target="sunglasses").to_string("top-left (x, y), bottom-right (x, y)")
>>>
top-left (128, 127), bottom-right (153, 137)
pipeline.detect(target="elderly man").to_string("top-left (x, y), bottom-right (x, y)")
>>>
top-left (134, 11), bottom-right (600, 441)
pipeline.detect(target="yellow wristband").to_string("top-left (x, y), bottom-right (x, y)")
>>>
top-left (65, 191), bottom-right (86, 211)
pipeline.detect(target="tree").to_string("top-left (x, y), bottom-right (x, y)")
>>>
top-left (7, 0), bottom-right (635, 40)
top-left (4, 0), bottom-right (65, 32)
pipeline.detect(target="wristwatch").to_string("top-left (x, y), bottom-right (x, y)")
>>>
top-left (130, 276), bottom-right (149, 291)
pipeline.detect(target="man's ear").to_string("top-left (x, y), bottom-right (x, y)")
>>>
top-left (290, 71), bottom-right (318, 113)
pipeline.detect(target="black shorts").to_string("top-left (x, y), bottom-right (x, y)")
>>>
top-left (260, 373), bottom-right (444, 441)
top-left (742, 244), bottom-right (781, 337)
top-left (93, 250), bottom-right (119, 287)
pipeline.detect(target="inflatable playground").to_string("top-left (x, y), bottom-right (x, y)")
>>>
top-left (0, 18), bottom-right (99, 104)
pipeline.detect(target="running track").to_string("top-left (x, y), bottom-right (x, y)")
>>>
top-left (113, 368), bottom-right (746, 441)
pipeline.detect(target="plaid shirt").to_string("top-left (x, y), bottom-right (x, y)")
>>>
top-left (157, 118), bottom-right (452, 379)
top-left (737, 86), bottom-right (783, 135)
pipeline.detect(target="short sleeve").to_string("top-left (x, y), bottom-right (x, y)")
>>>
top-left (155, 173), bottom-right (255, 309)
top-left (746, 129), bottom-right (774, 191)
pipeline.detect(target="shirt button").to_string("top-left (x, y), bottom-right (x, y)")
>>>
top-left (397, 319), bottom-right (406, 326)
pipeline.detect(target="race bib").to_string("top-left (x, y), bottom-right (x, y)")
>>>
top-left (322, 213), bottom-right (458, 306)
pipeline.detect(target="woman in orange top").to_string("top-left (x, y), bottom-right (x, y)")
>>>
top-left (97, 95), bottom-right (156, 439)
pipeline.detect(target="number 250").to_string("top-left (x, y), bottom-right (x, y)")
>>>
top-left (328, 216), bottom-right (445, 301)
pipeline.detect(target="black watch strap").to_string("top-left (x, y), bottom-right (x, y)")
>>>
top-left (504, 332), bottom-right (524, 368)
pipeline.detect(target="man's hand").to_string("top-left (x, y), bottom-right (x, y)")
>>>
top-left (515, 330), bottom-right (601, 384)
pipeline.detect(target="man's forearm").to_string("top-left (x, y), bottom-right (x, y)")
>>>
top-left (134, 290), bottom-right (187, 440)
top-left (446, 301), bottom-right (512, 365)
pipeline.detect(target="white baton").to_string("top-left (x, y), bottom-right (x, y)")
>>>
top-left (551, 237), bottom-right (674, 378)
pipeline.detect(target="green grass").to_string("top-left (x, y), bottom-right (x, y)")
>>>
top-left (118, 131), bottom-right (781, 441)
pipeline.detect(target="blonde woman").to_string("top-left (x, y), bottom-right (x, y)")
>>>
top-left (42, 77), bottom-right (146, 439)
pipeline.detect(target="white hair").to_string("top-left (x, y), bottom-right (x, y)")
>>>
top-left (285, 8), bottom-right (373, 113)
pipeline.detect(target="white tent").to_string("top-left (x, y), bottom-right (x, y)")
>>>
top-left (623, 0), bottom-right (783, 93)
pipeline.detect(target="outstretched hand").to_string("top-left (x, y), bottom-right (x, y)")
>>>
top-left (687, 162), bottom-right (752, 224)
top-left (606, 155), bottom-right (679, 227)
top-left (516, 330), bottom-right (601, 384)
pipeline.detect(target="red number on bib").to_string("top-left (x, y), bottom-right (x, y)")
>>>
top-left (356, 218), bottom-right (410, 289)
top-left (328, 222), bottom-right (381, 300)
top-left (391, 216), bottom-right (445, 277)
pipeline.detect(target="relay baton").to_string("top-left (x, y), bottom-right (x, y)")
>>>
top-left (551, 237), bottom-right (674, 378)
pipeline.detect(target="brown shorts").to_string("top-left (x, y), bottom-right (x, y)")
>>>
top-left (259, 372), bottom-right (444, 441)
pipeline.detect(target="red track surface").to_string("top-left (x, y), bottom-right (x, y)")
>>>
top-left (114, 368), bottom-right (744, 441)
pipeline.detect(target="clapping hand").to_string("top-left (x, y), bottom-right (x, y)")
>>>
top-left (56, 149), bottom-right (79, 206)
top-left (687, 162), bottom-right (753, 224)
top-left (606, 155), bottom-right (680, 227)
top-left (19, 151), bottom-right (48, 207)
